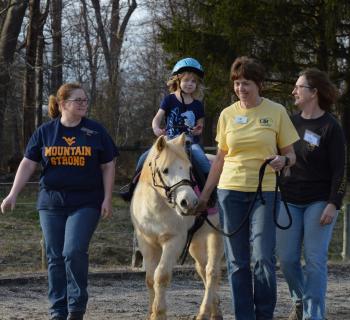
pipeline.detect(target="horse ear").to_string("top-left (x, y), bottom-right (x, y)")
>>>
top-left (171, 133), bottom-right (186, 146)
top-left (178, 133), bottom-right (186, 146)
top-left (155, 135), bottom-right (166, 152)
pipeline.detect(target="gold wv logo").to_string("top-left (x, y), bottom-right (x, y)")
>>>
top-left (62, 136), bottom-right (76, 146)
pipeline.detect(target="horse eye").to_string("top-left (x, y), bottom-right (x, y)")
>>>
top-left (163, 168), bottom-right (169, 174)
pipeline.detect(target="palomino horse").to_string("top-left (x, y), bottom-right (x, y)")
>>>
top-left (130, 133), bottom-right (224, 320)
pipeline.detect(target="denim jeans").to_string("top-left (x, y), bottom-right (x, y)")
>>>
top-left (189, 143), bottom-right (210, 174)
top-left (136, 143), bottom-right (210, 175)
top-left (39, 207), bottom-right (100, 318)
top-left (136, 149), bottom-right (149, 172)
top-left (217, 189), bottom-right (279, 320)
top-left (276, 201), bottom-right (337, 320)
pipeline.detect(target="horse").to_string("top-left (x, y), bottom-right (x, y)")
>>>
top-left (130, 133), bottom-right (224, 320)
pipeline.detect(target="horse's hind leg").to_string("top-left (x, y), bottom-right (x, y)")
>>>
top-left (207, 231), bottom-right (223, 320)
top-left (190, 231), bottom-right (223, 320)
top-left (190, 239), bottom-right (211, 320)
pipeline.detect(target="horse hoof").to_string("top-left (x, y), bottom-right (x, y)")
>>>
top-left (196, 316), bottom-right (210, 320)
top-left (210, 316), bottom-right (223, 320)
top-left (150, 313), bottom-right (167, 320)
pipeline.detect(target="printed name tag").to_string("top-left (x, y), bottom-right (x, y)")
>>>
top-left (235, 116), bottom-right (248, 124)
top-left (304, 129), bottom-right (321, 146)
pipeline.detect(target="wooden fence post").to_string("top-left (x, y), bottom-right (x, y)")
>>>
top-left (342, 204), bottom-right (350, 261)
top-left (40, 237), bottom-right (47, 270)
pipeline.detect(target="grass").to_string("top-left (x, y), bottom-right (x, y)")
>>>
top-left (0, 184), bottom-right (133, 275)
top-left (0, 183), bottom-right (347, 276)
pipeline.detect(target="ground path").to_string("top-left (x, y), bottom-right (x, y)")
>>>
top-left (0, 264), bottom-right (349, 319)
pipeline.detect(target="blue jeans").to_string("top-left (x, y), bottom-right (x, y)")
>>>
top-left (136, 143), bottom-right (210, 175)
top-left (136, 149), bottom-right (149, 172)
top-left (276, 201), bottom-right (337, 320)
top-left (39, 207), bottom-right (100, 318)
top-left (218, 189), bottom-right (279, 320)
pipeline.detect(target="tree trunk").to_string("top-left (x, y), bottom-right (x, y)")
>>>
top-left (35, 0), bottom-right (49, 128)
top-left (90, 0), bottom-right (137, 140)
top-left (23, 0), bottom-right (41, 146)
top-left (35, 33), bottom-right (44, 128)
top-left (50, 0), bottom-right (62, 94)
top-left (81, 0), bottom-right (97, 110)
top-left (0, 0), bottom-right (28, 165)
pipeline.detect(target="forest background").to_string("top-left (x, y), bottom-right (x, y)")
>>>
top-left (0, 0), bottom-right (349, 182)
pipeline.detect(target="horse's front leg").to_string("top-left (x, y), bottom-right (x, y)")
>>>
top-left (190, 229), bottom-right (224, 320)
top-left (151, 235), bottom-right (184, 320)
top-left (140, 241), bottom-right (161, 320)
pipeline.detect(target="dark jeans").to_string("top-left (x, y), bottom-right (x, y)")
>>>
top-left (39, 207), bottom-right (100, 318)
top-left (218, 189), bottom-right (279, 320)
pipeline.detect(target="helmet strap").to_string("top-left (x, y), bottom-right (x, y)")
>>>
top-left (180, 90), bottom-right (186, 112)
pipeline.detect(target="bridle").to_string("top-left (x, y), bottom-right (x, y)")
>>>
top-left (149, 155), bottom-right (195, 207)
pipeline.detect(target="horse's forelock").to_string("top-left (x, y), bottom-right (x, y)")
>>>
top-left (147, 139), bottom-right (189, 166)
top-left (162, 141), bottom-right (189, 164)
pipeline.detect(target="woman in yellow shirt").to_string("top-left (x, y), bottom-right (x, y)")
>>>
top-left (197, 56), bottom-right (299, 320)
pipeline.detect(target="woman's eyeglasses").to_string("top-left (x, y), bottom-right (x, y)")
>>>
top-left (66, 98), bottom-right (89, 104)
top-left (293, 85), bottom-right (313, 90)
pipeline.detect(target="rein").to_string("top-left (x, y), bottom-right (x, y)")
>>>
top-left (203, 159), bottom-right (293, 238)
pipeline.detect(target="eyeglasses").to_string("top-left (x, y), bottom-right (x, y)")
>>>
top-left (66, 98), bottom-right (89, 104)
top-left (293, 85), bottom-right (313, 90)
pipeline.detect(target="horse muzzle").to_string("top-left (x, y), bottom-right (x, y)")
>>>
top-left (175, 189), bottom-right (199, 216)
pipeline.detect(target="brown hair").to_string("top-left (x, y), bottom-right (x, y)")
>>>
top-left (230, 56), bottom-right (265, 94)
top-left (48, 83), bottom-right (83, 118)
top-left (166, 72), bottom-right (204, 100)
top-left (299, 68), bottom-right (338, 112)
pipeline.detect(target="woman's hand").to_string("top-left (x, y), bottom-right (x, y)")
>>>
top-left (1, 194), bottom-right (17, 214)
top-left (196, 196), bottom-right (208, 214)
top-left (320, 203), bottom-right (337, 225)
top-left (100, 198), bottom-right (113, 219)
top-left (267, 155), bottom-right (287, 172)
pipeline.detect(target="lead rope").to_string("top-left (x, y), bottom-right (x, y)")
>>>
top-left (203, 159), bottom-right (292, 237)
top-left (180, 159), bottom-right (293, 264)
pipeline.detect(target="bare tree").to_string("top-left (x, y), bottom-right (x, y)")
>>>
top-left (35, 0), bottom-right (50, 127)
top-left (0, 0), bottom-right (29, 165)
top-left (23, 0), bottom-right (50, 145)
top-left (89, 0), bottom-right (137, 139)
top-left (50, 0), bottom-right (62, 94)
top-left (80, 0), bottom-right (98, 109)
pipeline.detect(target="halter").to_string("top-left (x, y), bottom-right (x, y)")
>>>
top-left (149, 155), bottom-right (195, 207)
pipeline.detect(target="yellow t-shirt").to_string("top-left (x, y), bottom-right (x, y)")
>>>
top-left (216, 98), bottom-right (299, 192)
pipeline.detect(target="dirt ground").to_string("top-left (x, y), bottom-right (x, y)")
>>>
top-left (0, 264), bottom-right (349, 320)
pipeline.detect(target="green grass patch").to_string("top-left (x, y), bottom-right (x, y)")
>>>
top-left (0, 188), bottom-right (134, 275)
top-left (1, 185), bottom-right (348, 275)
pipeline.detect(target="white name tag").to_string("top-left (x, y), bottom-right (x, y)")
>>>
top-left (235, 115), bottom-right (248, 124)
top-left (304, 129), bottom-right (321, 146)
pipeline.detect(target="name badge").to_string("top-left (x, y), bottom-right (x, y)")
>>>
top-left (235, 115), bottom-right (248, 124)
top-left (303, 129), bottom-right (321, 146)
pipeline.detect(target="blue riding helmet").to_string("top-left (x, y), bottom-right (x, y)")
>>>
top-left (171, 57), bottom-right (204, 78)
